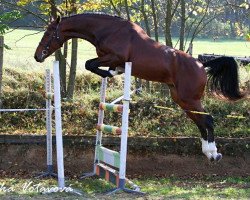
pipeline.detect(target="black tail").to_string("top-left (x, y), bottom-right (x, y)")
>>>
top-left (203, 57), bottom-right (243, 100)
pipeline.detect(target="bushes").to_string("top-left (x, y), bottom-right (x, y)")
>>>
top-left (0, 67), bottom-right (249, 137)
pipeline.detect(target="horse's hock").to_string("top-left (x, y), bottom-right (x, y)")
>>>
top-left (0, 136), bottom-right (249, 178)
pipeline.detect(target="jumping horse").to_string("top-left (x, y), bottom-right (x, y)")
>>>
top-left (34, 13), bottom-right (244, 162)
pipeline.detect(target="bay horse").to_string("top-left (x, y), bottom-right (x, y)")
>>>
top-left (34, 13), bottom-right (243, 162)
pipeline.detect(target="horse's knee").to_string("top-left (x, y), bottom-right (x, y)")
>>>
top-left (85, 60), bottom-right (93, 71)
top-left (85, 59), bottom-right (99, 71)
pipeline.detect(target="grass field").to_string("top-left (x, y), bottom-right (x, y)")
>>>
top-left (3, 29), bottom-right (250, 71)
top-left (0, 176), bottom-right (249, 199)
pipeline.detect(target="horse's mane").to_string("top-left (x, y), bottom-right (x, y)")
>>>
top-left (62, 13), bottom-right (124, 20)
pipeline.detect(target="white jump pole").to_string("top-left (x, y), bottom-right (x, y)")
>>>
top-left (53, 61), bottom-right (65, 189)
top-left (93, 78), bottom-right (107, 173)
top-left (45, 69), bottom-right (54, 174)
top-left (118, 62), bottom-right (132, 189)
top-left (81, 77), bottom-right (107, 178)
top-left (36, 69), bottom-right (57, 178)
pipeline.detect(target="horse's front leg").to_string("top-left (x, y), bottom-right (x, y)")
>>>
top-left (108, 66), bottom-right (125, 76)
top-left (85, 58), bottom-right (113, 78)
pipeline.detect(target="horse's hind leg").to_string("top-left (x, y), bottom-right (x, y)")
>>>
top-left (169, 87), bottom-right (222, 161)
top-left (186, 111), bottom-right (222, 162)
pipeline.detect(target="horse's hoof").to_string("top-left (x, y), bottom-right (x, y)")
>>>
top-left (209, 157), bottom-right (215, 162)
top-left (215, 153), bottom-right (222, 162)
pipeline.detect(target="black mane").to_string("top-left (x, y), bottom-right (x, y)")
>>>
top-left (62, 12), bottom-right (123, 20)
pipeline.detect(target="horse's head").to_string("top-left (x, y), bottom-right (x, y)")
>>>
top-left (34, 17), bottom-right (64, 62)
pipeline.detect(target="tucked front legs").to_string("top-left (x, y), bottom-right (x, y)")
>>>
top-left (85, 58), bottom-right (113, 78)
top-left (85, 55), bottom-right (125, 78)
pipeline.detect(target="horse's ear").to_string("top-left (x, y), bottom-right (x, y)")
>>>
top-left (49, 15), bottom-right (53, 22)
top-left (56, 16), bottom-right (61, 24)
top-left (50, 16), bottom-right (60, 23)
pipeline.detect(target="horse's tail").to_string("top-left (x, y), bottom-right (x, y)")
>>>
top-left (203, 56), bottom-right (243, 100)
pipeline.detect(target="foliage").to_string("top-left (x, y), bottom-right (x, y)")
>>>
top-left (246, 33), bottom-right (250, 41)
top-left (0, 11), bottom-right (22, 35)
top-left (0, 67), bottom-right (249, 137)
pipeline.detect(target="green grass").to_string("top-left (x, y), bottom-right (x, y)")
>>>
top-left (190, 39), bottom-right (250, 57)
top-left (3, 29), bottom-right (250, 71)
top-left (0, 177), bottom-right (249, 199)
top-left (3, 29), bottom-right (96, 71)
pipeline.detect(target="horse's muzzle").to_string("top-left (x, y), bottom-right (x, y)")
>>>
top-left (34, 54), bottom-right (44, 63)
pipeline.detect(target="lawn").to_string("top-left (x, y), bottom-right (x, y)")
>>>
top-left (3, 29), bottom-right (250, 71)
top-left (0, 176), bottom-right (249, 199)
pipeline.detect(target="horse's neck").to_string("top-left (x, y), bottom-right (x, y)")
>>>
top-left (61, 16), bottom-right (102, 45)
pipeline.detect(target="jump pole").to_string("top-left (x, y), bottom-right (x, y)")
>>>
top-left (51, 61), bottom-right (82, 195)
top-left (36, 68), bottom-right (57, 178)
top-left (46, 68), bottom-right (53, 175)
top-left (81, 62), bottom-right (143, 194)
top-left (118, 62), bottom-right (131, 191)
top-left (53, 61), bottom-right (65, 189)
top-left (81, 77), bottom-right (107, 178)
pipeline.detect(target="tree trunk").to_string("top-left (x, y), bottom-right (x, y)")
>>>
top-left (179, 0), bottom-right (185, 51)
top-left (165, 0), bottom-right (173, 47)
top-left (49, 0), bottom-right (67, 97)
top-left (67, 38), bottom-right (78, 99)
top-left (229, 21), bottom-right (236, 38)
top-left (124, 0), bottom-right (130, 20)
top-left (66, 0), bottom-right (78, 99)
top-left (0, 36), bottom-right (3, 108)
top-left (151, 0), bottom-right (159, 42)
top-left (141, 0), bottom-right (151, 93)
top-left (109, 0), bottom-right (121, 16)
top-left (55, 50), bottom-right (67, 97)
top-left (141, 0), bottom-right (151, 37)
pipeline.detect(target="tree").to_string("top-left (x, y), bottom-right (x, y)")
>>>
top-left (224, 0), bottom-right (250, 38)
top-left (0, 10), bottom-right (22, 108)
top-left (0, 11), bottom-right (22, 35)
top-left (1, 0), bottom-right (84, 99)
top-left (66, 0), bottom-right (78, 99)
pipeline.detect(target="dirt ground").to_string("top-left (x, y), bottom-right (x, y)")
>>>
top-left (0, 144), bottom-right (249, 178)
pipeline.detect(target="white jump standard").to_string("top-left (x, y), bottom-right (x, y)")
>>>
top-left (50, 61), bottom-right (82, 195)
top-left (36, 68), bottom-right (57, 178)
top-left (0, 68), bottom-right (56, 178)
top-left (0, 61), bottom-right (82, 195)
top-left (82, 62), bottom-right (144, 194)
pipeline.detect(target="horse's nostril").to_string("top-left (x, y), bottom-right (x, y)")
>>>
top-left (34, 54), bottom-right (40, 62)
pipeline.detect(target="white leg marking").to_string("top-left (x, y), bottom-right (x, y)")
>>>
top-left (116, 67), bottom-right (125, 73)
top-left (208, 142), bottom-right (218, 159)
top-left (108, 70), bottom-right (118, 76)
top-left (201, 138), bottom-right (212, 159)
top-left (108, 67), bottom-right (125, 77)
